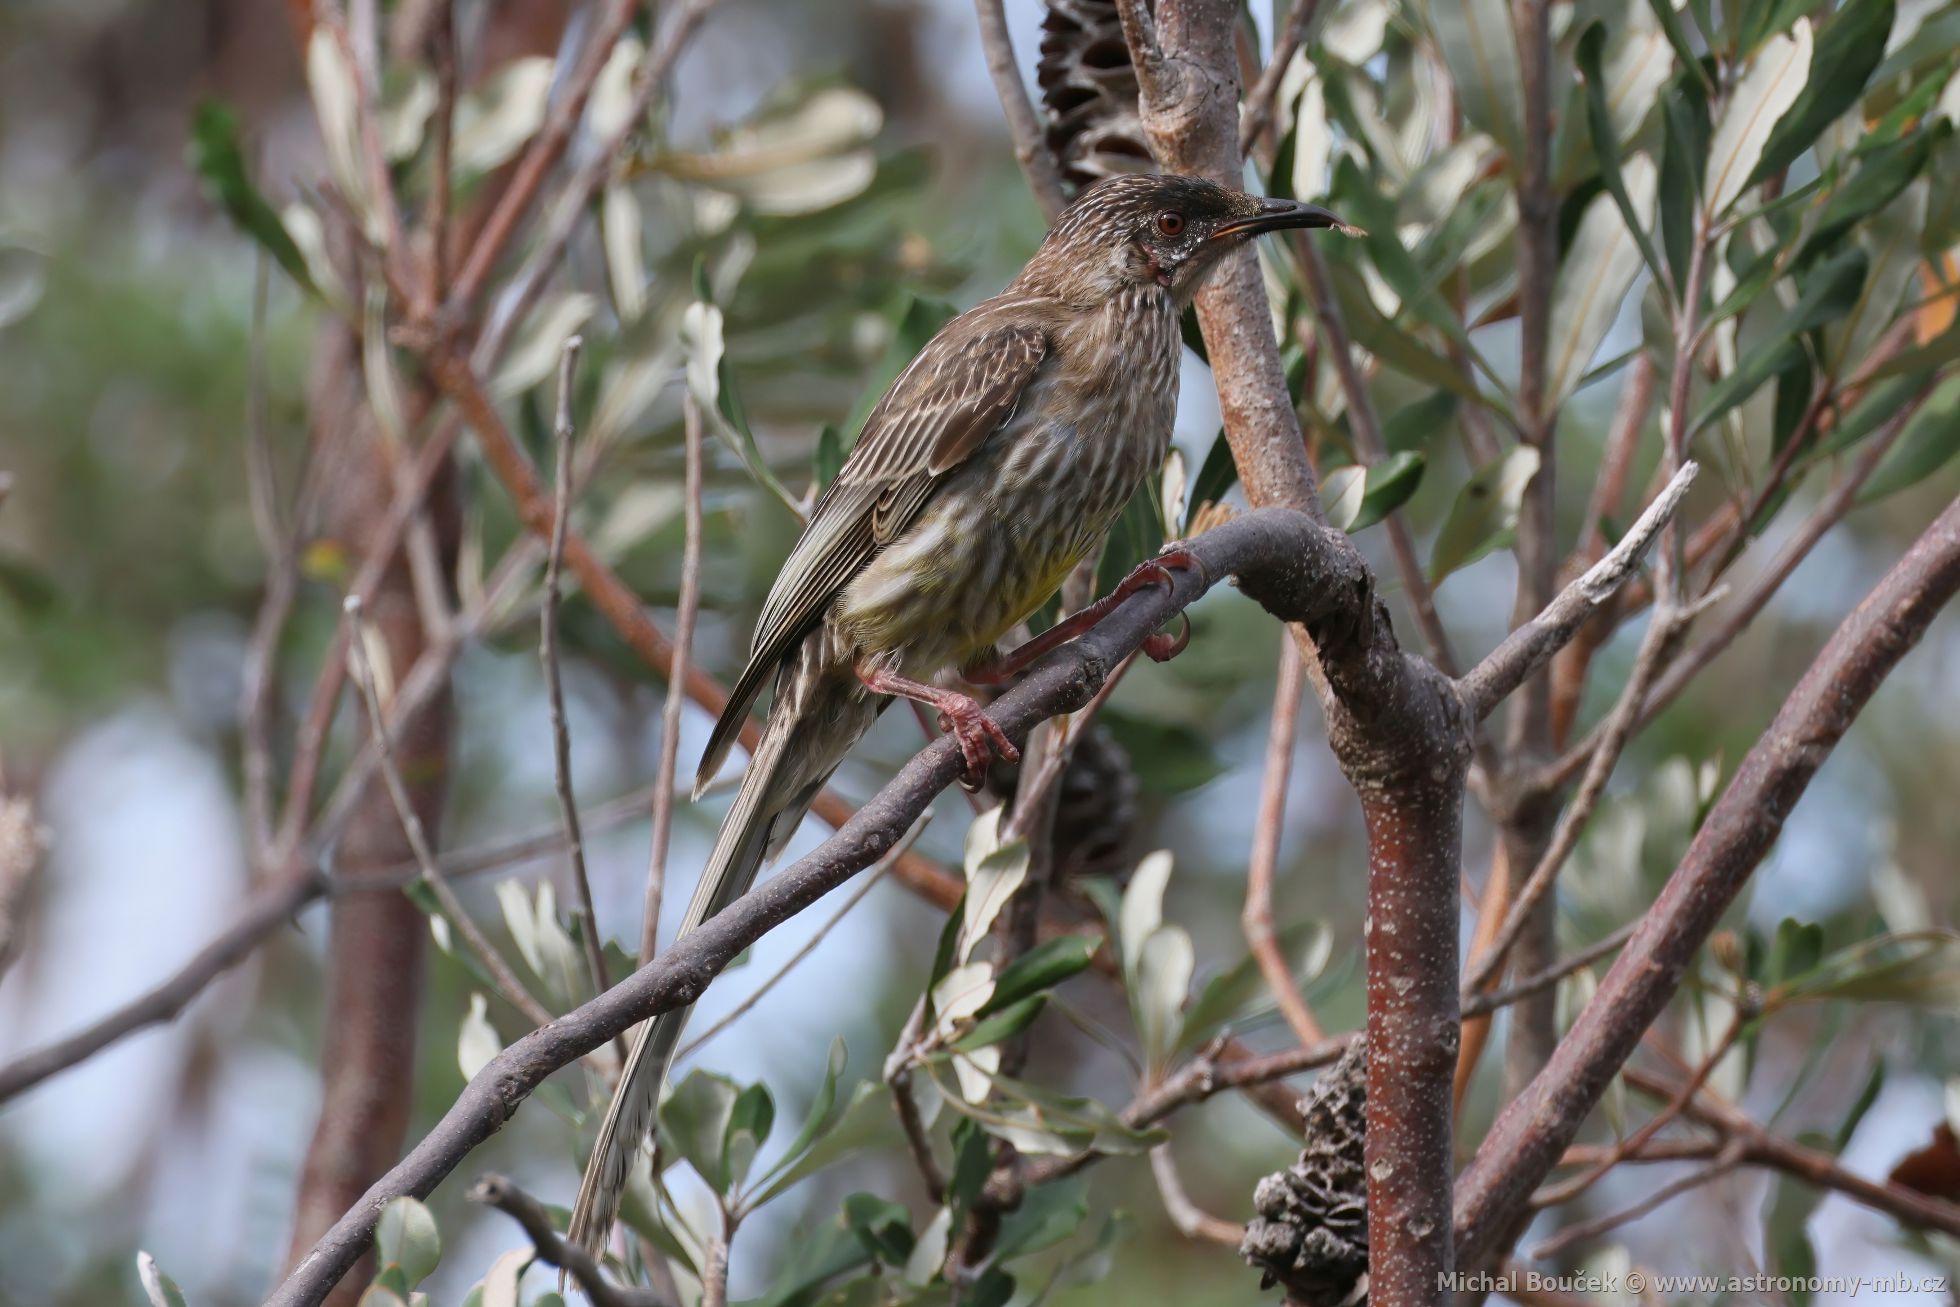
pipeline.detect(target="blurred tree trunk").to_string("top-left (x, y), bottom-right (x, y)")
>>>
top-left (282, 324), bottom-right (458, 1302)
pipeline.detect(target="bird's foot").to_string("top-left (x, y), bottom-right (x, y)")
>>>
top-left (859, 665), bottom-right (1019, 788)
top-left (965, 547), bottom-right (1208, 687)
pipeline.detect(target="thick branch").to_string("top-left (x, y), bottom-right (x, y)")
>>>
top-left (267, 506), bottom-right (1364, 1306)
top-left (1455, 494), bottom-right (1960, 1266)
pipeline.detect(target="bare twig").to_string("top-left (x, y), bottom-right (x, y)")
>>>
top-left (1529, 1141), bottom-right (1748, 1259)
top-left (1459, 462), bottom-right (1699, 719)
top-left (344, 595), bottom-right (557, 1029)
top-left (1150, 1144), bottom-right (1246, 1245)
top-left (974, 0), bottom-right (1068, 219)
top-left (542, 337), bottom-right (610, 1003)
top-left (469, 1175), bottom-right (670, 1307)
top-left (1243, 637), bottom-right (1323, 1046)
top-left (1238, 0), bottom-right (1322, 155)
top-left (1463, 597), bottom-right (1689, 993)
top-left (644, 391), bottom-right (707, 964)
top-left (1459, 921), bottom-right (1636, 1020)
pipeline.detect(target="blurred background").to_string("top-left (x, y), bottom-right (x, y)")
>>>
top-left (1, 1), bottom-right (1958, 1304)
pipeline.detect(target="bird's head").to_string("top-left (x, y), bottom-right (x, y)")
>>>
top-left (1024, 173), bottom-right (1349, 307)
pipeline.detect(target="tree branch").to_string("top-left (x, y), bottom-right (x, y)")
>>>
top-left (1455, 493), bottom-right (1960, 1267)
top-left (267, 505), bottom-right (1369, 1306)
top-left (974, 0), bottom-right (1069, 219)
top-left (468, 1174), bottom-right (671, 1307)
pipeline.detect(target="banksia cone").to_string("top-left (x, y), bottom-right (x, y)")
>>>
top-left (1037, 0), bottom-right (1155, 188)
top-left (1241, 1041), bottom-right (1371, 1306)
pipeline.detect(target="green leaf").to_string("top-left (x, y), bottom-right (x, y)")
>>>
top-left (725, 1081), bottom-right (777, 1190)
top-left (1429, 445), bottom-right (1541, 582)
top-left (982, 935), bottom-right (1100, 1015)
top-left (189, 102), bottom-right (317, 294)
top-left (749, 1081), bottom-right (900, 1207)
top-left (1546, 153), bottom-right (1660, 404)
top-left (374, 1197), bottom-right (441, 1287)
top-left (1426, 0), bottom-right (1524, 157)
top-left (1795, 126), bottom-right (1940, 266)
top-left (1834, 1060), bottom-right (1886, 1152)
top-left (753, 1037), bottom-right (848, 1199)
top-left (1766, 917), bottom-right (1827, 987)
top-left (843, 1192), bottom-right (915, 1266)
top-left (1857, 374), bottom-right (1960, 502)
top-left (137, 1253), bottom-right (189, 1307)
top-left (951, 995), bottom-right (1049, 1053)
top-left (680, 297), bottom-right (802, 518)
top-left (1575, 24), bottom-right (1671, 297)
top-left (1383, 392), bottom-right (1458, 454)
top-left (1190, 430), bottom-right (1239, 511)
top-left (1694, 248), bottom-right (1868, 432)
top-left (660, 1069), bottom-right (741, 1194)
top-left (1098, 710), bottom-right (1227, 794)
top-left (1646, 0), bottom-right (1708, 87)
top-left (1344, 452), bottom-right (1426, 533)
top-left (813, 423), bottom-right (845, 491)
top-left (1748, 0), bottom-right (1896, 188)
top-left (962, 808), bottom-right (1030, 963)
top-left (1180, 921), bottom-right (1334, 1051)
top-left (994, 1174), bottom-right (1092, 1262)
top-left (1804, 372), bottom-right (1925, 463)
top-left (1661, 71), bottom-right (1713, 294)
top-left (1705, 20), bottom-right (1813, 214)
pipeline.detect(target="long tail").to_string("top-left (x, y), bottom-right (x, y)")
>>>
top-left (567, 666), bottom-right (867, 1257)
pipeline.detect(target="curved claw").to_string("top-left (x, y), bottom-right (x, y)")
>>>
top-left (937, 699), bottom-right (1019, 789)
top-left (1141, 609), bottom-right (1193, 663)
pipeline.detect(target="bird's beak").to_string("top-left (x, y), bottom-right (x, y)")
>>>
top-left (1209, 198), bottom-right (1355, 242)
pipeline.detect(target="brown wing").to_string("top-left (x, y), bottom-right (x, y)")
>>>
top-left (694, 315), bottom-right (1048, 791)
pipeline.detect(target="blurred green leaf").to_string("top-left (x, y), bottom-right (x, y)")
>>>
top-left (660, 1069), bottom-right (742, 1194)
top-left (1547, 154), bottom-right (1659, 404)
top-left (1706, 21), bottom-right (1813, 214)
top-left (1329, 451), bottom-right (1425, 533)
top-left (1694, 248), bottom-right (1867, 432)
top-left (950, 994), bottom-right (1049, 1052)
top-left (995, 1174), bottom-right (1092, 1262)
top-left (1180, 920), bottom-right (1334, 1051)
top-left (1430, 445), bottom-right (1540, 582)
top-left (843, 1192), bottom-right (915, 1266)
top-left (1646, 0), bottom-right (1708, 86)
top-left (1426, 0), bottom-right (1524, 157)
top-left (1575, 25), bottom-right (1670, 297)
top-left (681, 294), bottom-right (803, 518)
top-left (1098, 710), bottom-right (1227, 795)
top-left (1190, 429), bottom-right (1239, 510)
top-left (1857, 374), bottom-right (1960, 502)
top-left (813, 423), bottom-right (845, 491)
top-left (982, 935), bottom-right (1099, 1015)
top-left (1661, 70), bottom-right (1713, 293)
top-left (1383, 392), bottom-right (1458, 454)
top-left (137, 1253), bottom-right (189, 1307)
top-left (1748, 0), bottom-right (1895, 188)
top-left (1835, 1060), bottom-right (1887, 1152)
top-left (1796, 126), bottom-right (1941, 266)
top-left (749, 1081), bottom-right (898, 1207)
top-left (1766, 917), bottom-right (1827, 987)
top-left (374, 1197), bottom-right (441, 1288)
top-left (751, 1038), bottom-right (848, 1203)
top-left (726, 1080), bottom-right (777, 1190)
top-left (188, 102), bottom-right (316, 295)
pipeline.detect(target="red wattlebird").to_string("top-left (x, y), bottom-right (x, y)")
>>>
top-left (570, 172), bottom-right (1346, 1255)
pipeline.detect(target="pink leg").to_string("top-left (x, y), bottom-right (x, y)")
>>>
top-left (860, 664), bottom-right (1019, 785)
top-left (964, 548), bottom-right (1206, 685)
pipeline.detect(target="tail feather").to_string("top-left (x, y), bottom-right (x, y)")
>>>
top-left (567, 716), bottom-right (789, 1257)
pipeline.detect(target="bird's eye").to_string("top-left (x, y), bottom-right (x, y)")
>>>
top-left (1154, 211), bottom-right (1186, 237)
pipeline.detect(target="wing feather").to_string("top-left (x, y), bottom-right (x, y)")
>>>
top-left (694, 314), bottom-right (1048, 790)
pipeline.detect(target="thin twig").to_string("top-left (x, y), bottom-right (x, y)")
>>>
top-left (675, 817), bottom-right (920, 1060)
top-left (974, 0), bottom-right (1068, 219)
top-left (1529, 1141), bottom-right (1747, 1259)
top-left (1458, 461), bottom-right (1699, 719)
top-left (542, 337), bottom-right (611, 1003)
top-left (469, 1174), bottom-right (671, 1307)
top-left (1459, 921), bottom-right (1635, 1020)
top-left (1534, 1003), bottom-right (1749, 1208)
top-left (1150, 1144), bottom-right (1246, 1245)
top-left (1239, 0), bottom-right (1322, 155)
top-left (344, 595), bottom-right (557, 1029)
top-left (643, 390), bottom-right (707, 964)
top-left (1464, 596), bottom-right (1688, 994)
top-left (1243, 636), bottom-right (1323, 1046)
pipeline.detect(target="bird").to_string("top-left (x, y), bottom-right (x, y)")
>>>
top-left (569, 172), bottom-right (1345, 1255)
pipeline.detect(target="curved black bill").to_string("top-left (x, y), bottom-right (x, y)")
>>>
top-left (1211, 198), bottom-right (1355, 240)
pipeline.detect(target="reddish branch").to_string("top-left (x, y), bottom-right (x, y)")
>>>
top-left (1455, 494), bottom-right (1960, 1266)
